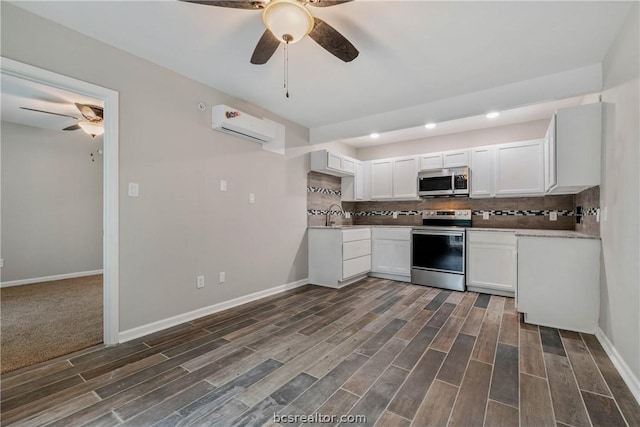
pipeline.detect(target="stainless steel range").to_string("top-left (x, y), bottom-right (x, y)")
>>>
top-left (411, 210), bottom-right (472, 291)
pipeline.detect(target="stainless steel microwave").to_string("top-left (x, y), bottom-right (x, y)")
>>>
top-left (418, 167), bottom-right (470, 197)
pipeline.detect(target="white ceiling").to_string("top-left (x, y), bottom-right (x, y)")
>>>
top-left (1, 73), bottom-right (103, 131)
top-left (343, 95), bottom-right (588, 148)
top-left (10, 0), bottom-right (632, 143)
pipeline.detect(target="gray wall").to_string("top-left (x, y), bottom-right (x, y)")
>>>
top-left (1, 3), bottom-right (354, 331)
top-left (1, 122), bottom-right (103, 282)
top-left (599, 5), bottom-right (640, 381)
top-left (356, 119), bottom-right (549, 160)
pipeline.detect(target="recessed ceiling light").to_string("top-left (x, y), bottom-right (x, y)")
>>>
top-left (424, 123), bottom-right (437, 129)
top-left (370, 133), bottom-right (380, 139)
top-left (486, 111), bottom-right (500, 119)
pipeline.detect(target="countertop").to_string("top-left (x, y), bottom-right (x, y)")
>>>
top-left (308, 225), bottom-right (600, 239)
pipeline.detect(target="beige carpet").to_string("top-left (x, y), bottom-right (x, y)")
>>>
top-left (1, 275), bottom-right (103, 373)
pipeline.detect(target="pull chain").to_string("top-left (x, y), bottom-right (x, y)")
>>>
top-left (284, 40), bottom-right (289, 98)
top-left (282, 34), bottom-right (292, 98)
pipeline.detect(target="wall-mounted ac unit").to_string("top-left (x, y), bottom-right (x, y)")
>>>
top-left (212, 104), bottom-right (276, 144)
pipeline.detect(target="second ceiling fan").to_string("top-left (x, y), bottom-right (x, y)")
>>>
top-left (182, 0), bottom-right (359, 64)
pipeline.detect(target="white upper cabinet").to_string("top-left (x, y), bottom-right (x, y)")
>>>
top-left (370, 159), bottom-right (394, 199)
top-left (547, 103), bottom-right (602, 194)
top-left (341, 160), bottom-right (365, 201)
top-left (371, 156), bottom-right (418, 200)
top-left (419, 153), bottom-right (443, 170)
top-left (311, 150), bottom-right (357, 177)
top-left (419, 150), bottom-right (468, 170)
top-left (443, 150), bottom-right (469, 168)
top-left (493, 139), bottom-right (544, 197)
top-left (392, 156), bottom-right (418, 198)
top-left (543, 114), bottom-right (557, 192)
top-left (470, 147), bottom-right (494, 198)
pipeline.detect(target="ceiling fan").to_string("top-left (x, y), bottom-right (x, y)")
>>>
top-left (181, 0), bottom-right (359, 65)
top-left (20, 103), bottom-right (104, 137)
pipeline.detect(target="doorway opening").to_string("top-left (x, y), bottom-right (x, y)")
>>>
top-left (0, 58), bottom-right (119, 372)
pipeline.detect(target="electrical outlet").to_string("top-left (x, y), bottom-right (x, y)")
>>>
top-left (549, 211), bottom-right (558, 221)
top-left (596, 208), bottom-right (601, 223)
top-left (0, 259), bottom-right (4, 268)
top-left (220, 180), bottom-right (227, 192)
top-left (249, 193), bottom-right (255, 204)
top-left (196, 275), bottom-right (205, 289)
top-left (219, 272), bottom-right (225, 284)
top-left (482, 211), bottom-right (490, 220)
top-left (345, 212), bottom-right (351, 219)
top-left (392, 211), bottom-right (398, 219)
top-left (603, 206), bottom-right (608, 221)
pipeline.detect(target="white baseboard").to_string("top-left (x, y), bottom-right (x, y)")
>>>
top-left (1, 269), bottom-right (104, 288)
top-left (595, 327), bottom-right (640, 405)
top-left (119, 278), bottom-right (310, 343)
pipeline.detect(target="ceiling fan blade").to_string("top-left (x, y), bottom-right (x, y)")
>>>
top-left (308, 17), bottom-right (359, 62)
top-left (250, 29), bottom-right (281, 64)
top-left (63, 124), bottom-right (81, 131)
top-left (180, 0), bottom-right (265, 9)
top-left (75, 103), bottom-right (103, 121)
top-left (305, 0), bottom-right (353, 7)
top-left (20, 107), bottom-right (79, 119)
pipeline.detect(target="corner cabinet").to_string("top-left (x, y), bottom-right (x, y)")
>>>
top-left (466, 230), bottom-right (517, 297)
top-left (371, 156), bottom-right (418, 200)
top-left (308, 228), bottom-right (371, 288)
top-left (341, 160), bottom-right (365, 201)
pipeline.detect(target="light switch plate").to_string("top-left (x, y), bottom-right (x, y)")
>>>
top-left (596, 208), bottom-right (601, 223)
top-left (128, 183), bottom-right (139, 197)
top-left (549, 211), bottom-right (558, 221)
top-left (482, 212), bottom-right (490, 220)
top-left (219, 272), bottom-right (225, 284)
top-left (392, 212), bottom-right (398, 219)
top-left (249, 193), bottom-right (255, 204)
top-left (220, 180), bottom-right (227, 192)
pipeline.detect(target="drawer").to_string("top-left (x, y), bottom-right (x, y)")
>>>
top-left (343, 255), bottom-right (371, 280)
top-left (467, 230), bottom-right (516, 246)
top-left (372, 228), bottom-right (411, 241)
top-left (343, 239), bottom-right (372, 260)
top-left (342, 228), bottom-right (371, 242)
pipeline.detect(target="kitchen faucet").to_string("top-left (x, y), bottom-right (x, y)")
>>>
top-left (326, 203), bottom-right (345, 227)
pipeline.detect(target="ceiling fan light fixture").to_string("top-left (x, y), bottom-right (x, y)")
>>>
top-left (78, 121), bottom-right (104, 137)
top-left (262, 0), bottom-right (314, 43)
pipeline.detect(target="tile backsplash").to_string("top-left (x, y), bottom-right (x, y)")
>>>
top-left (574, 186), bottom-right (600, 236)
top-left (307, 172), bottom-right (353, 227)
top-left (307, 172), bottom-right (601, 232)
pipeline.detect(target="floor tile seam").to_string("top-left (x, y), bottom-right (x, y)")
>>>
top-left (556, 331), bottom-right (595, 427)
top-left (384, 344), bottom-right (448, 424)
top-left (559, 335), bottom-right (614, 399)
top-left (482, 303), bottom-right (506, 427)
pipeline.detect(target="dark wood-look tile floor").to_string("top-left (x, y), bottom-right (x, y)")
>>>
top-left (2, 278), bottom-right (639, 426)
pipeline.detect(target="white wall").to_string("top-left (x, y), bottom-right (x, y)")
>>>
top-left (356, 119), bottom-right (549, 160)
top-left (0, 3), bottom-right (354, 331)
top-left (1, 122), bottom-right (103, 282)
top-left (599, 4), bottom-right (640, 383)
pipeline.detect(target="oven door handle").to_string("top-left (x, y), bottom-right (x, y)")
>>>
top-left (413, 230), bottom-right (465, 238)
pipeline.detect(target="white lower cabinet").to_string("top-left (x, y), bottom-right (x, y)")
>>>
top-left (517, 235), bottom-right (600, 333)
top-left (370, 228), bottom-right (411, 282)
top-left (466, 230), bottom-right (517, 296)
top-left (309, 228), bottom-right (371, 288)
